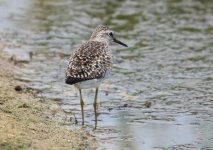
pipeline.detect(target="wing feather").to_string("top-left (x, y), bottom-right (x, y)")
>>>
top-left (65, 41), bottom-right (112, 85)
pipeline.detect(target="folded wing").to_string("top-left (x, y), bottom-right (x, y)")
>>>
top-left (65, 41), bottom-right (112, 85)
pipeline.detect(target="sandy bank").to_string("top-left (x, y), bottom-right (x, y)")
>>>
top-left (0, 54), bottom-right (97, 149)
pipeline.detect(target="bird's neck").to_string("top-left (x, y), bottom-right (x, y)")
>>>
top-left (89, 37), bottom-right (110, 46)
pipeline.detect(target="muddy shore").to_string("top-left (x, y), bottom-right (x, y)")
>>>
top-left (0, 52), bottom-right (97, 149)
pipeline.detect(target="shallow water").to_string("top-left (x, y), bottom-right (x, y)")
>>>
top-left (0, 0), bottom-right (213, 149)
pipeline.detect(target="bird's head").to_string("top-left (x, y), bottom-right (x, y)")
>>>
top-left (90, 25), bottom-right (128, 47)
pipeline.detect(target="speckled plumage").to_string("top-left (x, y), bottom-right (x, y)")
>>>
top-left (65, 25), bottom-right (127, 128)
top-left (65, 26), bottom-right (113, 89)
top-left (65, 40), bottom-right (112, 88)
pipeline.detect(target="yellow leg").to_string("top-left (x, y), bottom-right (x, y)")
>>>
top-left (79, 89), bottom-right (84, 126)
top-left (93, 88), bottom-right (99, 129)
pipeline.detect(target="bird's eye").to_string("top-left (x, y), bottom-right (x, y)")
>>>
top-left (108, 32), bottom-right (113, 37)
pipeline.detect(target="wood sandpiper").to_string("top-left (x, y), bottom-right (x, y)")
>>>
top-left (65, 25), bottom-right (127, 128)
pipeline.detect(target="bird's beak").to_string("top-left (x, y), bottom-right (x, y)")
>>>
top-left (113, 37), bottom-right (128, 47)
